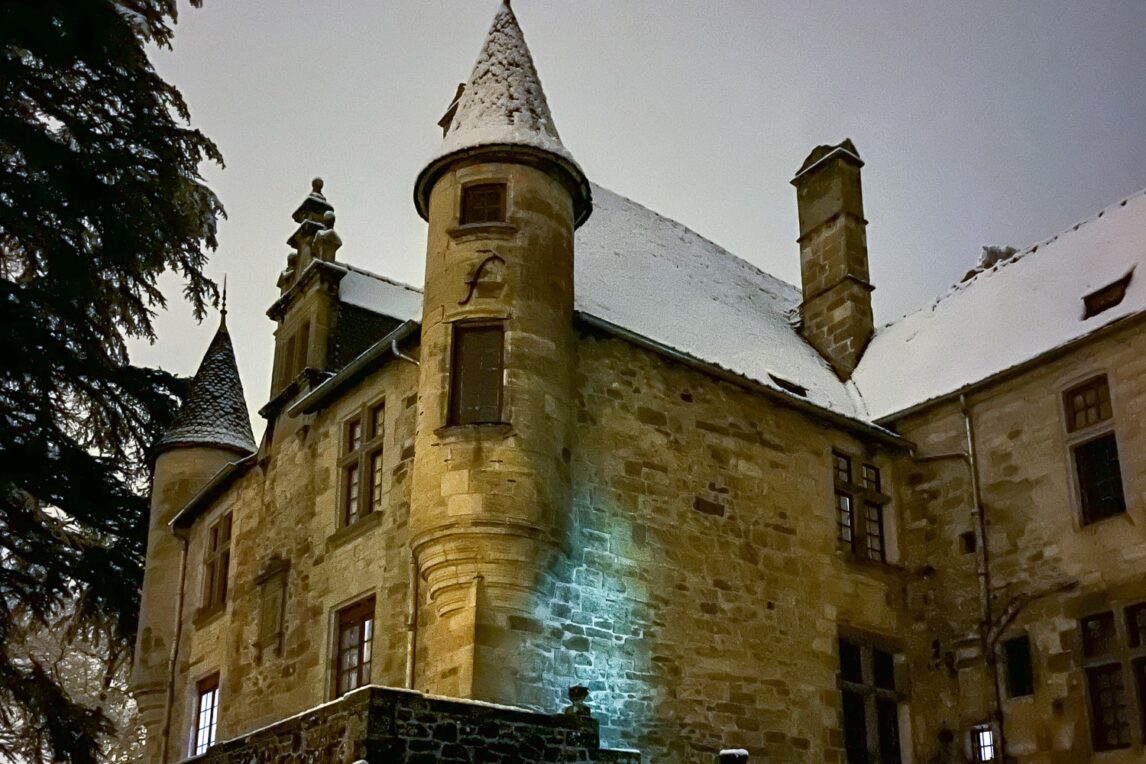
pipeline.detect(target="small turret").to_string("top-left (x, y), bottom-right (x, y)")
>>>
top-left (132, 312), bottom-right (255, 761)
top-left (409, 0), bottom-right (588, 708)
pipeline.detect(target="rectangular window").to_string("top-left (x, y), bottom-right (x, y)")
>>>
top-left (838, 637), bottom-right (903, 763)
top-left (1079, 603), bottom-right (1146, 752)
top-left (1087, 663), bottom-right (1131, 750)
top-left (202, 513), bottom-right (232, 611)
top-left (369, 451), bottom-right (384, 512)
top-left (335, 598), bottom-right (375, 697)
top-left (338, 404), bottom-right (385, 528)
top-left (192, 673), bottom-right (220, 755)
top-left (460, 183), bottom-right (506, 225)
top-left (448, 322), bottom-right (504, 426)
top-left (1004, 635), bottom-right (1035, 698)
top-left (1062, 375), bottom-right (1125, 526)
top-left (1074, 433), bottom-right (1126, 523)
top-left (833, 452), bottom-right (890, 563)
top-left (972, 724), bottom-right (997, 762)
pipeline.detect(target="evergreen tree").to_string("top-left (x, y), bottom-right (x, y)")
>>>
top-left (0, 1), bottom-right (221, 760)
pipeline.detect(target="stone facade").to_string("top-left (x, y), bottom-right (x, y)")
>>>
top-left (895, 318), bottom-right (1146, 763)
top-left (130, 5), bottom-right (1145, 764)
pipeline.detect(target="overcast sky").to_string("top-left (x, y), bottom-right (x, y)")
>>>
top-left (131, 1), bottom-right (1146, 432)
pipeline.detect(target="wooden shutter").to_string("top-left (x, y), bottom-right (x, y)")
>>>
top-left (449, 323), bottom-right (504, 425)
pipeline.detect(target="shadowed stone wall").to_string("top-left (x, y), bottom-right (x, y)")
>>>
top-left (187, 685), bottom-right (639, 764)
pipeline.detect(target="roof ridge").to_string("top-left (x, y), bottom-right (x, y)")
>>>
top-left (877, 187), bottom-right (1146, 330)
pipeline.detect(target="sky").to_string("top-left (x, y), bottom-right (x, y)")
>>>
top-left (130, 1), bottom-right (1146, 433)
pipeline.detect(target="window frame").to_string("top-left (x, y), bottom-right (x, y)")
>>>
top-left (333, 597), bottom-right (375, 698)
top-left (837, 634), bottom-right (905, 764)
top-left (971, 723), bottom-right (997, 762)
top-left (1079, 601), bottom-right (1146, 752)
top-left (833, 451), bottom-right (892, 564)
top-left (459, 182), bottom-right (508, 226)
top-left (447, 321), bottom-right (506, 427)
top-left (191, 672), bottom-right (220, 756)
top-left (337, 399), bottom-right (386, 528)
top-left (201, 512), bottom-right (232, 614)
top-left (1002, 633), bottom-right (1035, 699)
top-left (1060, 374), bottom-right (1127, 527)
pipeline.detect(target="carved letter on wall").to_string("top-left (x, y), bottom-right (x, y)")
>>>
top-left (458, 253), bottom-right (507, 305)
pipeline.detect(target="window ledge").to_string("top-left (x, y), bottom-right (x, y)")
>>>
top-left (838, 550), bottom-right (909, 577)
top-left (326, 510), bottom-right (383, 551)
top-left (193, 604), bottom-right (226, 629)
top-left (447, 222), bottom-right (516, 241)
top-left (1078, 510), bottom-right (1132, 531)
top-left (434, 422), bottom-right (513, 442)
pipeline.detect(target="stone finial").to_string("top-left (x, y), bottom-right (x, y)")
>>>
top-left (563, 685), bottom-right (590, 717)
top-left (718, 749), bottom-right (749, 764)
top-left (313, 209), bottom-right (343, 262)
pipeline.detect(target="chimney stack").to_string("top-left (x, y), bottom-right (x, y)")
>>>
top-left (791, 139), bottom-right (874, 379)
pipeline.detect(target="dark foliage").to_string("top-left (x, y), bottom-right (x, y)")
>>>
top-left (0, 1), bottom-right (220, 760)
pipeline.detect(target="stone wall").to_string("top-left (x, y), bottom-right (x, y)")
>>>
top-left (500, 329), bottom-right (907, 763)
top-left (172, 356), bottom-right (421, 756)
top-left (893, 318), bottom-right (1146, 762)
top-left (189, 685), bottom-right (639, 763)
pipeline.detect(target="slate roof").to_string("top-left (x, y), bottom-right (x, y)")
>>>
top-left (159, 319), bottom-right (257, 454)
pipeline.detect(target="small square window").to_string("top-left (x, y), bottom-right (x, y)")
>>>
top-left (346, 419), bottom-right (362, 453)
top-left (1082, 272), bottom-right (1132, 319)
top-left (1082, 612), bottom-right (1118, 657)
top-left (862, 464), bottom-right (881, 492)
top-left (972, 724), bottom-right (996, 761)
top-left (833, 452), bottom-right (852, 484)
top-left (1064, 376), bottom-right (1113, 433)
top-left (460, 183), bottom-right (506, 225)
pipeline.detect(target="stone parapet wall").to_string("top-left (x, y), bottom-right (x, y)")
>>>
top-left (186, 685), bottom-right (640, 764)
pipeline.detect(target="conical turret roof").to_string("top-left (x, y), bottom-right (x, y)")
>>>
top-left (159, 319), bottom-right (257, 455)
top-left (415, 1), bottom-right (591, 226)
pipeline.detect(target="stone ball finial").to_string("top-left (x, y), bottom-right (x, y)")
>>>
top-left (312, 177), bottom-right (324, 193)
top-left (323, 210), bottom-right (336, 228)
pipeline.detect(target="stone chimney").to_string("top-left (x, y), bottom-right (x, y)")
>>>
top-left (791, 139), bottom-right (874, 379)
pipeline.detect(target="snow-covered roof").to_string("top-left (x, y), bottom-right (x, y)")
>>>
top-left (576, 186), bottom-right (862, 417)
top-left (852, 189), bottom-right (1146, 420)
top-left (348, 183), bottom-right (864, 420)
top-left (434, 1), bottom-right (577, 170)
top-left (337, 263), bottom-right (422, 322)
top-left (160, 320), bottom-right (257, 454)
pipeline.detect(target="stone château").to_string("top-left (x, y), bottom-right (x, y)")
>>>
top-left (131, 3), bottom-right (1146, 762)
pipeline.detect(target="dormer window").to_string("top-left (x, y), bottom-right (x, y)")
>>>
top-left (1082, 271), bottom-right (1133, 319)
top-left (460, 183), bottom-right (506, 225)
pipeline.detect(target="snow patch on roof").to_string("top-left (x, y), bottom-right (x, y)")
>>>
top-left (432, 1), bottom-right (578, 169)
top-left (575, 185), bottom-right (862, 417)
top-left (337, 264), bottom-right (422, 322)
top-left (853, 189), bottom-right (1146, 420)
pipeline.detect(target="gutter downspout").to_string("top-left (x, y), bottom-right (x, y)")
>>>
top-left (392, 338), bottom-right (419, 366)
top-left (405, 549), bottom-right (419, 689)
top-left (960, 393), bottom-right (1006, 759)
top-left (159, 534), bottom-right (189, 764)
